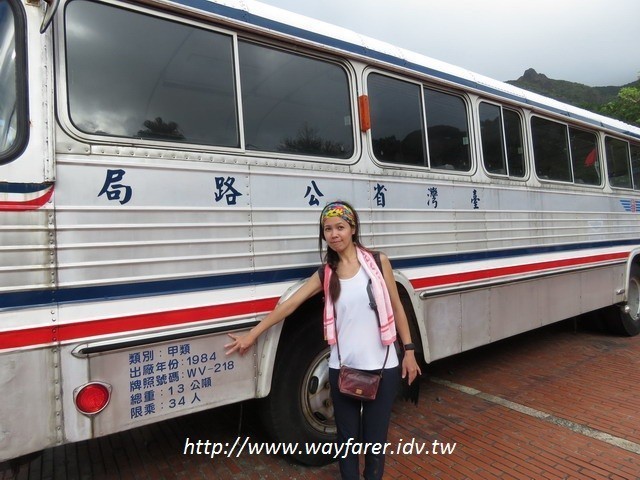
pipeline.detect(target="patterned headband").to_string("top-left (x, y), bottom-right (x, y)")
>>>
top-left (321, 202), bottom-right (356, 226)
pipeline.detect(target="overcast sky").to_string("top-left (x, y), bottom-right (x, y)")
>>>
top-left (258, 0), bottom-right (639, 87)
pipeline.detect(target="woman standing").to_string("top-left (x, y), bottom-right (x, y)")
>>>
top-left (226, 200), bottom-right (421, 479)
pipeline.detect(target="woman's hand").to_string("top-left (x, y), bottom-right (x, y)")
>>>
top-left (401, 351), bottom-right (422, 385)
top-left (225, 331), bottom-right (257, 356)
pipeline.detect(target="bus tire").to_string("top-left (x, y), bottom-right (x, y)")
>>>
top-left (605, 262), bottom-right (640, 336)
top-left (260, 312), bottom-right (336, 466)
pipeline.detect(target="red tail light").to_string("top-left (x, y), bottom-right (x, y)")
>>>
top-left (74, 382), bottom-right (111, 415)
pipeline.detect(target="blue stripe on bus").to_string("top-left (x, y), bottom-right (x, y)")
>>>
top-left (0, 267), bottom-right (314, 311)
top-left (173, 0), bottom-right (640, 141)
top-left (0, 182), bottom-right (53, 194)
top-left (391, 238), bottom-right (638, 269)
top-left (1, 238), bottom-right (638, 311)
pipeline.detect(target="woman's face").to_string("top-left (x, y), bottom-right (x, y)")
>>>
top-left (323, 216), bottom-right (356, 253)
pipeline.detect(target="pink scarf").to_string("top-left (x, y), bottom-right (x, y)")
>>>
top-left (323, 247), bottom-right (397, 346)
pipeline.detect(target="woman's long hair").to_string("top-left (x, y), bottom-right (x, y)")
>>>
top-left (318, 200), bottom-right (367, 302)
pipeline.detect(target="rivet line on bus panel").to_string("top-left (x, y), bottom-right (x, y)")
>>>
top-left (431, 377), bottom-right (640, 455)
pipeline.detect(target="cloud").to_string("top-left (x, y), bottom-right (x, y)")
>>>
top-left (258, 0), bottom-right (640, 86)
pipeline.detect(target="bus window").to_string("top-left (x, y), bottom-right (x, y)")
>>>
top-left (479, 103), bottom-right (505, 174)
top-left (532, 116), bottom-right (572, 182)
top-left (605, 136), bottom-right (632, 189)
top-left (368, 73), bottom-right (425, 166)
top-left (631, 143), bottom-right (640, 190)
top-left (503, 109), bottom-right (525, 177)
top-left (479, 102), bottom-right (525, 178)
top-left (65, 0), bottom-right (239, 147)
top-left (0, 0), bottom-right (25, 162)
top-left (570, 128), bottom-right (600, 186)
top-left (239, 42), bottom-right (353, 159)
top-left (424, 88), bottom-right (471, 172)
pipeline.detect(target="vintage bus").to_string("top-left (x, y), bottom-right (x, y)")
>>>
top-left (2, 0), bottom-right (640, 465)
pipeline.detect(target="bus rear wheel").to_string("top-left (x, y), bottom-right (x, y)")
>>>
top-left (260, 314), bottom-right (336, 466)
top-left (605, 262), bottom-right (640, 336)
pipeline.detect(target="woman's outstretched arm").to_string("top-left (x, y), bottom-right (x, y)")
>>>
top-left (225, 271), bottom-right (323, 355)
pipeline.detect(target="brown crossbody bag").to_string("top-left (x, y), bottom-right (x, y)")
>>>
top-left (336, 278), bottom-right (390, 401)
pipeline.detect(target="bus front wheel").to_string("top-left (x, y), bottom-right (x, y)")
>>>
top-left (605, 262), bottom-right (640, 336)
top-left (260, 313), bottom-right (336, 466)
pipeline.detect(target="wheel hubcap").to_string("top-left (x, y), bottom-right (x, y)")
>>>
top-left (301, 349), bottom-right (336, 434)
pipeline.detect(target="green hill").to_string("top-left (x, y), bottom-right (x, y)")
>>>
top-left (506, 68), bottom-right (640, 116)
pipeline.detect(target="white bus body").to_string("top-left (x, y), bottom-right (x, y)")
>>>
top-left (1, 0), bottom-right (640, 463)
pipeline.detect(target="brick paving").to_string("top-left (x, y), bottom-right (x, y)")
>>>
top-left (2, 320), bottom-right (640, 479)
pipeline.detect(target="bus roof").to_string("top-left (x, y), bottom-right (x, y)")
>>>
top-left (163, 0), bottom-right (639, 140)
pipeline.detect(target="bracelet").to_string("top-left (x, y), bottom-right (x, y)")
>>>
top-left (403, 343), bottom-right (416, 351)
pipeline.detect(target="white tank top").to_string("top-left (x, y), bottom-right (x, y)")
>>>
top-left (328, 267), bottom-right (399, 370)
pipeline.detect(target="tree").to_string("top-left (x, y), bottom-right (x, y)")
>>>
top-left (279, 123), bottom-right (345, 157)
top-left (137, 117), bottom-right (185, 141)
top-left (600, 87), bottom-right (640, 127)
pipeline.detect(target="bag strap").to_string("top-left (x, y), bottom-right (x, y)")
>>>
top-left (364, 277), bottom-right (390, 375)
top-left (336, 337), bottom-right (389, 376)
top-left (334, 254), bottom-right (389, 374)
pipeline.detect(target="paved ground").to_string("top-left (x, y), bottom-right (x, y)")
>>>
top-left (2, 319), bottom-right (640, 479)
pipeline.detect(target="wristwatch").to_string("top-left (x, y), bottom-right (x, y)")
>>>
top-left (403, 343), bottom-right (416, 351)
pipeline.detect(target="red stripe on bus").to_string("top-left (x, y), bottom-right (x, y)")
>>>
top-left (0, 187), bottom-right (54, 211)
top-left (0, 251), bottom-right (629, 350)
top-left (0, 327), bottom-right (55, 350)
top-left (410, 252), bottom-right (627, 289)
top-left (0, 297), bottom-right (278, 350)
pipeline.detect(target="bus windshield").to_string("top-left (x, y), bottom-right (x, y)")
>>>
top-left (0, 0), bottom-right (18, 157)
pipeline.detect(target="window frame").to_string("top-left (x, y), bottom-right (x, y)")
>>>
top-left (366, 70), bottom-right (427, 168)
top-left (423, 85), bottom-right (473, 173)
top-left (631, 142), bottom-right (640, 190)
top-left (365, 69), bottom-right (474, 175)
top-left (0, 0), bottom-right (29, 165)
top-left (531, 114), bottom-right (603, 188)
top-left (531, 115), bottom-right (573, 183)
top-left (237, 38), bottom-right (356, 160)
top-left (605, 135), bottom-right (637, 191)
top-left (478, 100), bottom-right (527, 181)
top-left (56, 0), bottom-right (357, 162)
top-left (59, 0), bottom-right (243, 152)
top-left (568, 126), bottom-right (601, 187)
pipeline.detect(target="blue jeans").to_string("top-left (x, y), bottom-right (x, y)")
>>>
top-left (329, 367), bottom-right (401, 480)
